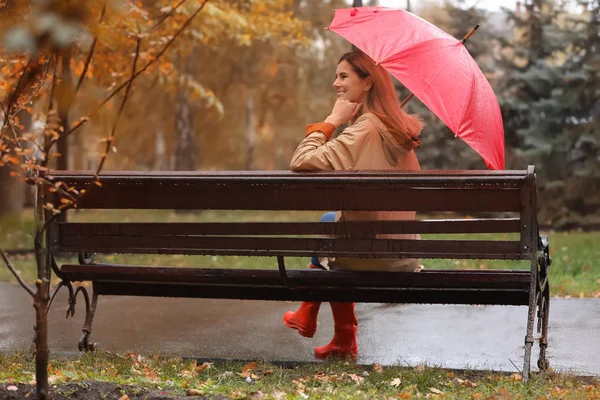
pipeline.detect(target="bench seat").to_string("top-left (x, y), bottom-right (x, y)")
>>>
top-left (60, 265), bottom-right (531, 305)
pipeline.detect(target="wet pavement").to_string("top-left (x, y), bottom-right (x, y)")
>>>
top-left (1, 283), bottom-right (599, 376)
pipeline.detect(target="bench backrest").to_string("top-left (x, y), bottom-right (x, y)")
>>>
top-left (48, 167), bottom-right (540, 261)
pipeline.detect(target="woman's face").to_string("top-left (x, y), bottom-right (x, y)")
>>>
top-left (333, 60), bottom-right (369, 103)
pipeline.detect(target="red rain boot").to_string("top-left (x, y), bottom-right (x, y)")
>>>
top-left (314, 302), bottom-right (358, 360)
top-left (282, 264), bottom-right (322, 338)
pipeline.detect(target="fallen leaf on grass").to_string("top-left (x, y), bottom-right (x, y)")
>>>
top-left (239, 361), bottom-right (258, 378)
top-left (454, 377), bottom-right (477, 387)
top-left (6, 386), bottom-right (18, 391)
top-left (348, 373), bottom-right (364, 385)
top-left (143, 367), bottom-right (158, 382)
top-left (217, 371), bottom-right (234, 379)
top-left (193, 362), bottom-right (212, 374)
top-left (430, 387), bottom-right (443, 394)
top-left (509, 373), bottom-right (522, 382)
top-left (398, 384), bottom-right (417, 398)
top-left (119, 395), bottom-right (129, 400)
top-left (390, 377), bottom-right (402, 387)
top-left (272, 390), bottom-right (287, 400)
top-left (186, 388), bottom-right (203, 396)
top-left (250, 391), bottom-right (265, 399)
top-left (372, 363), bottom-right (384, 373)
top-left (490, 387), bottom-right (512, 399)
top-left (242, 362), bottom-right (257, 373)
top-left (293, 378), bottom-right (307, 391)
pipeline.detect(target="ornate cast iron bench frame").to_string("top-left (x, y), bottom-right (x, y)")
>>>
top-left (47, 166), bottom-right (551, 379)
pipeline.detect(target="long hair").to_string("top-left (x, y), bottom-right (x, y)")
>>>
top-left (338, 50), bottom-right (423, 142)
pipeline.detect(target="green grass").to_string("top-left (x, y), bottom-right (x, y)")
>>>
top-left (1, 209), bottom-right (599, 297)
top-left (1, 351), bottom-right (599, 399)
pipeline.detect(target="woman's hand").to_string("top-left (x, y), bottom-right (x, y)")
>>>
top-left (324, 100), bottom-right (362, 128)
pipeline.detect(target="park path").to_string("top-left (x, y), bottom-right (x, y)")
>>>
top-left (1, 283), bottom-right (598, 376)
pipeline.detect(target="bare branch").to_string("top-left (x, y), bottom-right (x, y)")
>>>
top-left (95, 36), bottom-right (141, 177)
top-left (75, 4), bottom-right (107, 94)
top-left (10, 58), bottom-right (53, 117)
top-left (2, 58), bottom-right (34, 156)
top-left (1, 248), bottom-right (35, 297)
top-left (43, 56), bottom-right (59, 156)
top-left (0, 104), bottom-right (32, 164)
top-left (61, 0), bottom-right (210, 141)
top-left (149, 0), bottom-right (189, 31)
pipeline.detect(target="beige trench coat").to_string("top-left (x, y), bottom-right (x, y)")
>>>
top-left (290, 112), bottom-right (423, 272)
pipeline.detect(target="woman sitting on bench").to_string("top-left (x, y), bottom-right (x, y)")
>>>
top-left (283, 49), bottom-right (424, 360)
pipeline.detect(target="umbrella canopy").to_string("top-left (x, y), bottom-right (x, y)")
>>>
top-left (328, 6), bottom-right (505, 170)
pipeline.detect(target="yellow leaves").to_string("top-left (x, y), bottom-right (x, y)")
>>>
top-left (508, 373), bottom-right (522, 382)
top-left (347, 373), bottom-right (364, 385)
top-left (429, 387), bottom-right (444, 395)
top-left (239, 361), bottom-right (259, 380)
top-left (43, 202), bottom-right (61, 215)
top-left (193, 361), bottom-right (212, 374)
top-left (238, 33), bottom-right (251, 46)
top-left (453, 377), bottom-right (478, 388)
top-left (6, 156), bottom-right (20, 165)
top-left (72, 117), bottom-right (90, 127)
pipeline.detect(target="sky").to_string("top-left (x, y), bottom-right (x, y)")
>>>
top-left (378, 0), bottom-right (518, 12)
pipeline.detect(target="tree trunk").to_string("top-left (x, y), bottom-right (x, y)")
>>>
top-left (33, 279), bottom-right (49, 400)
top-left (154, 129), bottom-right (167, 170)
top-left (0, 167), bottom-right (26, 221)
top-left (0, 108), bottom-right (31, 220)
top-left (33, 182), bottom-right (50, 400)
top-left (245, 94), bottom-right (256, 170)
top-left (173, 51), bottom-right (198, 172)
top-left (56, 49), bottom-right (74, 170)
top-left (173, 89), bottom-right (197, 171)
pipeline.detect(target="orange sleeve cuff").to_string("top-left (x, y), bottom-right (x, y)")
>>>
top-left (305, 122), bottom-right (336, 141)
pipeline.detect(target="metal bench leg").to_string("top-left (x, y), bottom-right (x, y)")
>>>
top-left (523, 259), bottom-right (538, 381)
top-left (537, 284), bottom-right (550, 370)
top-left (78, 286), bottom-right (99, 352)
top-left (47, 280), bottom-right (99, 352)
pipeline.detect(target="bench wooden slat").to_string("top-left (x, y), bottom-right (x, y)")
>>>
top-left (52, 169), bottom-right (530, 182)
top-left (58, 219), bottom-right (522, 237)
top-left (57, 236), bottom-right (524, 259)
top-left (60, 265), bottom-right (531, 290)
top-left (89, 281), bottom-right (530, 305)
top-left (63, 186), bottom-right (522, 212)
top-left (50, 171), bottom-right (529, 212)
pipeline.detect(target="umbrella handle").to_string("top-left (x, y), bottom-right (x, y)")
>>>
top-left (400, 93), bottom-right (414, 108)
top-left (401, 24), bottom-right (480, 108)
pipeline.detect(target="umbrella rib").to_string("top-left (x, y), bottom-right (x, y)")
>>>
top-left (457, 66), bottom-right (476, 137)
top-left (379, 38), bottom-right (455, 64)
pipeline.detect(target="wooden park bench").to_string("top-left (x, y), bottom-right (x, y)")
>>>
top-left (47, 166), bottom-right (551, 379)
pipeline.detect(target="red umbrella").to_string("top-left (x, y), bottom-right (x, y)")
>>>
top-left (328, 6), bottom-right (505, 170)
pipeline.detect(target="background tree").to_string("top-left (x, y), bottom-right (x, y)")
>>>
top-left (0, 0), bottom-right (310, 397)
